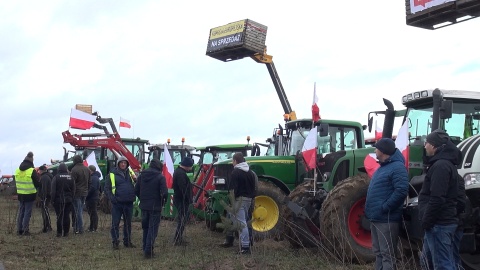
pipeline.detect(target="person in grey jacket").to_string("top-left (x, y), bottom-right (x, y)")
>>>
top-left (70, 155), bottom-right (91, 234)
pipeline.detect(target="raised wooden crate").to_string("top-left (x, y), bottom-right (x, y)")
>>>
top-left (206, 19), bottom-right (268, 62)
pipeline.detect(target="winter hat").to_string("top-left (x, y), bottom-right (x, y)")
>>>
top-left (150, 158), bottom-right (163, 170)
top-left (39, 165), bottom-right (47, 171)
top-left (426, 129), bottom-right (449, 147)
top-left (88, 165), bottom-right (96, 172)
top-left (73, 155), bottom-right (83, 165)
top-left (180, 157), bottom-right (194, 167)
top-left (374, 138), bottom-right (396, 156)
top-left (24, 151), bottom-right (34, 162)
top-left (58, 163), bottom-right (68, 173)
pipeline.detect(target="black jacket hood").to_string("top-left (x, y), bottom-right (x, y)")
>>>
top-left (428, 140), bottom-right (462, 166)
top-left (19, 159), bottom-right (34, 171)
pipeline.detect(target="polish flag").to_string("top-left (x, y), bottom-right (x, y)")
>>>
top-left (69, 108), bottom-right (96, 130)
top-left (83, 151), bottom-right (103, 180)
top-left (162, 144), bottom-right (174, 188)
top-left (312, 83), bottom-right (321, 122)
top-left (375, 120), bottom-right (383, 140)
top-left (119, 117), bottom-right (131, 129)
top-left (364, 153), bottom-right (379, 178)
top-left (396, 119), bottom-right (409, 168)
top-left (302, 127), bottom-right (318, 170)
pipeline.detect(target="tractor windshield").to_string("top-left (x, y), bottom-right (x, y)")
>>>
top-left (406, 102), bottom-right (480, 143)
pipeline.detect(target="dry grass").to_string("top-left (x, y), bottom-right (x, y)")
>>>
top-left (0, 192), bottom-right (374, 270)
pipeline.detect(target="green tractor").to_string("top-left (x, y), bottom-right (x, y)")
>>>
top-left (205, 118), bottom-right (373, 240)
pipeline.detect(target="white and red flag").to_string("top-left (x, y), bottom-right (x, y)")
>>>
top-left (312, 84), bottom-right (321, 122)
top-left (83, 151), bottom-right (103, 180)
top-left (162, 144), bottom-right (174, 188)
top-left (375, 120), bottom-right (383, 140)
top-left (119, 117), bottom-right (131, 129)
top-left (396, 119), bottom-right (409, 168)
top-left (302, 127), bottom-right (318, 170)
top-left (69, 108), bottom-right (96, 130)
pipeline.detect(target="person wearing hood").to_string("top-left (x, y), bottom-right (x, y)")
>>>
top-left (38, 165), bottom-right (53, 233)
top-left (14, 151), bottom-right (40, 235)
top-left (172, 156), bottom-right (194, 246)
top-left (105, 156), bottom-right (136, 249)
top-left (419, 129), bottom-right (462, 270)
top-left (70, 155), bottom-right (91, 234)
top-left (135, 158), bottom-right (168, 258)
top-left (86, 165), bottom-right (101, 232)
top-left (228, 152), bottom-right (256, 255)
top-left (365, 138), bottom-right (409, 270)
top-left (51, 163), bottom-right (74, 237)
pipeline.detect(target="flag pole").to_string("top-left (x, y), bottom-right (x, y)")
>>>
top-left (312, 83), bottom-right (317, 194)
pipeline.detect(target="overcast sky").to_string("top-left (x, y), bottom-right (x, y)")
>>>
top-left (1, 1), bottom-right (479, 175)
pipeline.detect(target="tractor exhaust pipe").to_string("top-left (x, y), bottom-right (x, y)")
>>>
top-left (382, 98), bottom-right (395, 139)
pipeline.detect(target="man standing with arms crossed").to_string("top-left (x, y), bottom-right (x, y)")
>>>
top-left (135, 158), bottom-right (168, 258)
top-left (365, 138), bottom-right (409, 270)
top-left (71, 155), bottom-right (91, 234)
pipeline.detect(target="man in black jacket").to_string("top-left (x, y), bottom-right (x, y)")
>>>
top-left (135, 158), bottom-right (168, 258)
top-left (86, 165), bottom-right (101, 232)
top-left (51, 163), bottom-right (74, 237)
top-left (38, 165), bottom-right (53, 233)
top-left (173, 157), bottom-right (194, 246)
top-left (419, 129), bottom-right (462, 270)
top-left (105, 156), bottom-right (136, 249)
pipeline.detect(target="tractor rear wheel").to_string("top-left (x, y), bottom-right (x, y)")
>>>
top-left (252, 181), bottom-right (286, 241)
top-left (320, 174), bottom-right (374, 263)
top-left (283, 180), bottom-right (324, 248)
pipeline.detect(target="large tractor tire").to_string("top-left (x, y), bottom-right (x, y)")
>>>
top-left (283, 180), bottom-right (326, 248)
top-left (252, 181), bottom-right (286, 241)
top-left (99, 193), bottom-right (112, 214)
top-left (320, 174), bottom-right (374, 264)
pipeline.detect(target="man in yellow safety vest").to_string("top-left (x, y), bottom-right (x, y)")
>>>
top-left (14, 151), bottom-right (40, 236)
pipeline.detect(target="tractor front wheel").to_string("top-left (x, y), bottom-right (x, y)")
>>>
top-left (252, 181), bottom-right (286, 241)
top-left (320, 174), bottom-right (374, 264)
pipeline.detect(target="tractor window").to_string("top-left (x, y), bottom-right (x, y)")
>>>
top-left (328, 126), bottom-right (358, 152)
top-left (202, 153), bottom-right (214, 164)
top-left (289, 129), bottom-right (309, 155)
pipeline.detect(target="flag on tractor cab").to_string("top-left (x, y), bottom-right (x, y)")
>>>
top-left (69, 108), bottom-right (96, 130)
top-left (312, 84), bottom-right (321, 122)
top-left (302, 127), bottom-right (318, 170)
top-left (162, 144), bottom-right (174, 188)
top-left (396, 119), bottom-right (409, 168)
top-left (119, 117), bottom-right (131, 128)
top-left (375, 120), bottom-right (383, 140)
top-left (83, 152), bottom-right (103, 180)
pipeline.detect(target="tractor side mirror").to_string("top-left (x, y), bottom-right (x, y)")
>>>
top-left (318, 123), bottom-right (329, 137)
top-left (368, 116), bottom-right (373, 133)
top-left (440, 100), bottom-right (453, 119)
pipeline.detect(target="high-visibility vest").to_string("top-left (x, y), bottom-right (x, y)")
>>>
top-left (14, 168), bottom-right (36, 195)
top-left (110, 171), bottom-right (135, 195)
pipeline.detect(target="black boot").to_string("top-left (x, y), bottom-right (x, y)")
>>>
top-left (238, 247), bottom-right (251, 255)
top-left (219, 235), bottom-right (234, 248)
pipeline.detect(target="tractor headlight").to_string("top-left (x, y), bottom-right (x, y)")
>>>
top-left (214, 177), bottom-right (225, 185)
top-left (464, 173), bottom-right (480, 186)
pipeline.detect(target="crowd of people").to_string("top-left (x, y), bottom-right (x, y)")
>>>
top-left (13, 151), bottom-right (256, 259)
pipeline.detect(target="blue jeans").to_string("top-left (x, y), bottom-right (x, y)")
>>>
top-left (73, 197), bottom-right (85, 233)
top-left (370, 222), bottom-right (399, 270)
top-left (141, 210), bottom-right (161, 254)
top-left (111, 202), bottom-right (133, 245)
top-left (453, 229), bottom-right (464, 270)
top-left (231, 197), bottom-right (252, 248)
top-left (17, 200), bottom-right (34, 233)
top-left (174, 202), bottom-right (190, 243)
top-left (421, 223), bottom-right (457, 270)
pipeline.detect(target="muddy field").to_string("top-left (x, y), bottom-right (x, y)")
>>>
top-left (0, 192), bottom-right (377, 270)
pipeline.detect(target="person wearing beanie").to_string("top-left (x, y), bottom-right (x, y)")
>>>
top-left (14, 151), bottom-right (40, 236)
top-left (38, 165), bottom-right (53, 233)
top-left (172, 156), bottom-right (195, 246)
top-left (51, 163), bottom-right (74, 237)
top-left (105, 156), bottom-right (137, 249)
top-left (419, 129), bottom-right (462, 270)
top-left (85, 165), bottom-right (101, 232)
top-left (365, 138), bottom-right (409, 269)
top-left (70, 155), bottom-right (92, 234)
top-left (135, 158), bottom-right (168, 258)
